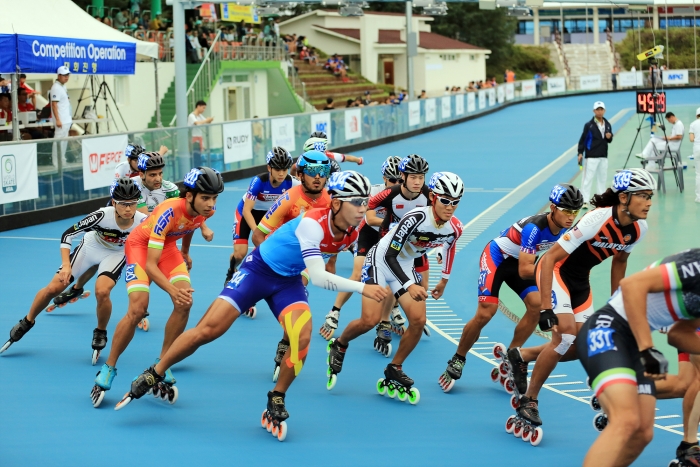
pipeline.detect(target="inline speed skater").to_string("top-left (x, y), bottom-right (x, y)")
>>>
top-left (438, 184), bottom-right (583, 393)
top-left (290, 132), bottom-right (364, 177)
top-left (319, 156), bottom-right (402, 340)
top-left (577, 248), bottom-right (700, 467)
top-left (326, 172), bottom-right (463, 405)
top-left (1, 178), bottom-right (146, 366)
top-left (90, 167), bottom-right (223, 408)
top-left (114, 171), bottom-right (387, 443)
top-left (506, 169), bottom-right (653, 443)
top-left (114, 143), bottom-right (168, 179)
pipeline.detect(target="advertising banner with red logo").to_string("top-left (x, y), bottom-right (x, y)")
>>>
top-left (344, 108), bottom-right (362, 140)
top-left (408, 101), bottom-right (420, 127)
top-left (82, 134), bottom-right (128, 191)
top-left (0, 143), bottom-right (39, 204)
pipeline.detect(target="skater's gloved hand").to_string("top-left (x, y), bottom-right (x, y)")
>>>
top-left (58, 263), bottom-right (72, 285)
top-left (200, 226), bottom-right (214, 242)
top-left (640, 347), bottom-right (669, 380)
top-left (538, 308), bottom-right (558, 332)
top-left (170, 285), bottom-right (194, 307)
top-left (431, 279), bottom-right (447, 300)
top-left (407, 284), bottom-right (428, 302)
top-left (182, 252), bottom-right (193, 270)
top-left (362, 284), bottom-right (389, 302)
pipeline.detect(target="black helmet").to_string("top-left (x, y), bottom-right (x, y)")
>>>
top-left (125, 143), bottom-right (145, 160)
top-left (110, 177), bottom-right (141, 201)
top-left (266, 146), bottom-right (293, 170)
top-left (137, 152), bottom-right (166, 172)
top-left (330, 159), bottom-right (341, 174)
top-left (183, 167), bottom-right (224, 194)
top-left (549, 184), bottom-right (584, 210)
top-left (310, 130), bottom-right (327, 139)
top-left (398, 154), bottom-right (429, 175)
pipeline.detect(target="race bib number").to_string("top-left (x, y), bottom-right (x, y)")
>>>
top-left (360, 262), bottom-right (371, 283)
top-left (226, 271), bottom-right (248, 289)
top-left (124, 264), bottom-right (137, 283)
top-left (587, 328), bottom-right (617, 357)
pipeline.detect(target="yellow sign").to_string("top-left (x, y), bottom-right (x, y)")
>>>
top-left (221, 4), bottom-right (260, 24)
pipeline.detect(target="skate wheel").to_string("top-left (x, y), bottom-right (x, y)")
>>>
top-left (261, 410), bottom-right (268, 429)
top-left (590, 395), bottom-right (601, 412)
top-left (246, 306), bottom-right (256, 319)
top-left (668, 460), bottom-right (681, 467)
top-left (377, 378), bottom-right (387, 396)
top-left (168, 386), bottom-right (178, 405)
top-left (407, 388), bottom-right (420, 405)
top-left (490, 367), bottom-right (500, 382)
top-left (58, 303), bottom-right (67, 308)
top-left (499, 361), bottom-right (510, 377)
top-left (504, 378), bottom-right (515, 395)
top-left (387, 385), bottom-right (397, 399)
top-left (91, 386), bottom-right (106, 408)
top-left (593, 413), bottom-right (608, 432)
top-left (91, 349), bottom-right (101, 366)
top-left (69, 297), bottom-right (80, 304)
top-left (513, 420), bottom-right (523, 438)
top-left (510, 395), bottom-right (520, 410)
top-left (398, 388), bottom-right (408, 402)
top-left (271, 423), bottom-right (278, 437)
top-left (114, 393), bottom-right (133, 411)
top-left (383, 343), bottom-right (392, 358)
top-left (81, 291), bottom-right (91, 299)
top-left (422, 326), bottom-right (431, 337)
top-left (439, 374), bottom-right (455, 393)
top-left (522, 425), bottom-right (532, 442)
top-left (505, 415), bottom-right (517, 434)
top-left (276, 421), bottom-right (287, 442)
top-left (327, 374), bottom-right (337, 391)
top-left (266, 418), bottom-right (273, 433)
top-left (140, 318), bottom-right (150, 332)
top-left (0, 340), bottom-right (13, 354)
top-left (272, 365), bottom-right (280, 383)
top-left (530, 427), bottom-right (543, 446)
top-left (46, 304), bottom-right (57, 312)
top-left (492, 343), bottom-right (506, 360)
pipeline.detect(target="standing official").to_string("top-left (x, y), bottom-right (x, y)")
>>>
top-left (578, 101), bottom-right (613, 208)
top-left (51, 66), bottom-right (72, 163)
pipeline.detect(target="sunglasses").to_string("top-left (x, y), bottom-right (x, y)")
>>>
top-left (387, 178), bottom-right (401, 184)
top-left (341, 197), bottom-right (369, 207)
top-left (631, 192), bottom-right (653, 201)
top-left (556, 206), bottom-right (580, 216)
top-left (435, 196), bottom-right (460, 206)
top-left (302, 164), bottom-right (331, 178)
top-left (114, 201), bottom-right (138, 208)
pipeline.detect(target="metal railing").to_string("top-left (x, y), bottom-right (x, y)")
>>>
top-left (554, 31), bottom-right (571, 77)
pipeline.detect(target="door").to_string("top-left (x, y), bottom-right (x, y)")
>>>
top-left (383, 60), bottom-right (394, 85)
top-left (227, 88), bottom-right (238, 121)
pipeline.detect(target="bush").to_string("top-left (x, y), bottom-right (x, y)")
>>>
top-left (501, 45), bottom-right (556, 81)
top-left (617, 28), bottom-right (700, 69)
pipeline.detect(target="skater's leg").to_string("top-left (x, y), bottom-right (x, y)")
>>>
top-left (656, 360), bottom-right (693, 399)
top-left (331, 255), bottom-right (364, 310)
top-left (74, 265), bottom-right (98, 290)
top-left (232, 244), bottom-right (248, 270)
top-left (155, 298), bottom-right (240, 375)
top-left (508, 292), bottom-right (541, 349)
top-left (337, 294), bottom-right (386, 345)
top-left (160, 280), bottom-right (195, 358)
top-left (274, 304), bottom-right (312, 393)
top-left (525, 313), bottom-right (576, 400)
top-left (682, 355), bottom-right (700, 443)
top-left (391, 295), bottom-right (426, 366)
top-left (456, 301), bottom-right (497, 357)
top-left (105, 291), bottom-right (149, 367)
top-left (94, 275), bottom-right (116, 330)
top-left (27, 274), bottom-right (72, 321)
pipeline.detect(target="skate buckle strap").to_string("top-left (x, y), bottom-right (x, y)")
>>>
top-left (283, 308), bottom-right (311, 376)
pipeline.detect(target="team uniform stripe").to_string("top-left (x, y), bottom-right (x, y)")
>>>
top-left (170, 275), bottom-right (191, 284)
top-left (660, 263), bottom-right (680, 321)
top-left (148, 240), bottom-right (164, 250)
top-left (591, 367), bottom-right (637, 397)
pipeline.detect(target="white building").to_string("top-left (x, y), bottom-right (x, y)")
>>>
top-left (280, 10), bottom-right (491, 95)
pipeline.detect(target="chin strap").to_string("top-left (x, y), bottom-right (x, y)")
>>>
top-left (431, 204), bottom-right (445, 227)
top-left (189, 192), bottom-right (201, 217)
top-left (331, 202), bottom-right (352, 237)
top-left (549, 211), bottom-right (566, 231)
top-left (620, 192), bottom-right (640, 221)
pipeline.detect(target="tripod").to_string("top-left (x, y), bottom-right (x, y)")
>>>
top-left (74, 75), bottom-right (129, 133)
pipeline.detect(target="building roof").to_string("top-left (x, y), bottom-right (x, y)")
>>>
top-left (315, 26), bottom-right (487, 50)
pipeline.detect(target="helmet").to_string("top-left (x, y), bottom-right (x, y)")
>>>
top-left (110, 177), bottom-right (141, 201)
top-left (549, 184), bottom-right (584, 210)
top-left (399, 154), bottom-right (429, 174)
top-left (330, 159), bottom-right (341, 175)
top-left (310, 130), bottom-right (328, 139)
top-left (381, 156), bottom-right (402, 179)
top-left (183, 167), bottom-right (224, 194)
top-left (137, 152), bottom-right (165, 172)
top-left (303, 137), bottom-right (328, 153)
top-left (611, 168), bottom-right (656, 193)
top-left (266, 146), bottom-right (293, 170)
top-left (428, 172), bottom-right (464, 198)
top-left (296, 150), bottom-right (331, 178)
top-left (328, 171), bottom-right (371, 199)
top-left (125, 143), bottom-right (145, 160)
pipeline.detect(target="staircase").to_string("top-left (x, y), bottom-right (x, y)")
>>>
top-left (562, 43), bottom-right (615, 80)
top-left (295, 60), bottom-right (390, 110)
top-left (147, 64), bottom-right (200, 129)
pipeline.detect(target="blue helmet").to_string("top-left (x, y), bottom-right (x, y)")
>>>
top-left (125, 143), bottom-right (145, 160)
top-left (297, 150), bottom-right (331, 178)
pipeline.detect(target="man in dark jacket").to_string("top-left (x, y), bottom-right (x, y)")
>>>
top-left (578, 101), bottom-right (613, 208)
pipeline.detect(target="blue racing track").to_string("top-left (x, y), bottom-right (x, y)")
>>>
top-left (1, 90), bottom-right (697, 466)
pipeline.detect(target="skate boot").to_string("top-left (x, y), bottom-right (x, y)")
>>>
top-left (0, 317), bottom-right (35, 354)
top-left (137, 311), bottom-right (150, 332)
top-left (91, 363), bottom-right (117, 408)
top-left (326, 338), bottom-right (347, 390)
top-left (151, 358), bottom-right (178, 403)
top-left (91, 328), bottom-right (108, 366)
top-left (240, 306), bottom-right (257, 319)
top-left (224, 265), bottom-right (235, 286)
top-left (438, 354), bottom-right (465, 393)
top-left (506, 347), bottom-right (529, 406)
top-left (373, 321), bottom-right (392, 357)
top-left (115, 365), bottom-right (164, 410)
top-left (669, 441), bottom-right (700, 467)
top-left (505, 396), bottom-right (543, 446)
top-left (47, 286), bottom-right (90, 312)
top-left (390, 306), bottom-right (406, 335)
top-left (261, 391), bottom-right (289, 442)
top-left (319, 308), bottom-right (339, 340)
top-left (377, 363), bottom-right (420, 404)
top-left (272, 339), bottom-right (289, 382)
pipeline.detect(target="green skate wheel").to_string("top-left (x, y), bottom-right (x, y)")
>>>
top-left (387, 385), bottom-right (397, 398)
top-left (397, 388), bottom-right (408, 402)
top-left (407, 388), bottom-right (420, 405)
top-left (326, 367), bottom-right (331, 377)
top-left (376, 378), bottom-right (386, 395)
top-left (326, 339), bottom-right (334, 353)
top-left (327, 374), bottom-right (337, 391)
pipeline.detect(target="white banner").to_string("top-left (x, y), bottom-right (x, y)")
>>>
top-left (425, 99), bottom-right (436, 123)
top-left (0, 143), bottom-right (38, 203)
top-left (505, 83), bottom-right (515, 101)
top-left (663, 69), bottom-right (689, 85)
top-left (408, 101), bottom-right (421, 127)
top-left (344, 108), bottom-right (362, 140)
top-left (455, 94), bottom-right (465, 116)
top-left (488, 88), bottom-right (496, 106)
top-left (521, 80), bottom-right (536, 97)
top-left (82, 134), bottom-right (128, 191)
top-left (271, 117), bottom-right (295, 151)
top-left (580, 74), bottom-right (602, 90)
top-left (547, 77), bottom-right (566, 94)
top-left (478, 90), bottom-right (486, 109)
top-left (223, 121), bottom-right (253, 164)
top-left (310, 113), bottom-right (331, 146)
top-left (441, 96), bottom-right (451, 119)
top-left (497, 85), bottom-right (505, 104)
top-left (619, 71), bottom-right (644, 87)
top-left (467, 92), bottom-right (476, 112)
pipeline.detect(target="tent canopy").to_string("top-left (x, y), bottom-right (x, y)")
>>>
top-left (0, 0), bottom-right (158, 74)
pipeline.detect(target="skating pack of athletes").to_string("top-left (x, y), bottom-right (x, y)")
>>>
top-left (3, 131), bottom-right (698, 467)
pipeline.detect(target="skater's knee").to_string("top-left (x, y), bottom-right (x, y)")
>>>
top-left (126, 307), bottom-right (148, 324)
top-left (358, 313), bottom-right (380, 331)
top-left (636, 424), bottom-right (654, 447)
top-left (196, 324), bottom-right (223, 344)
top-left (282, 309), bottom-right (312, 375)
top-left (474, 305), bottom-right (497, 327)
top-left (408, 313), bottom-right (426, 329)
top-left (554, 333), bottom-right (576, 356)
top-left (613, 411), bottom-right (643, 438)
top-left (94, 287), bottom-right (111, 304)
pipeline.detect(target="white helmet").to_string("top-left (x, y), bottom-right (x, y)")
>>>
top-left (303, 137), bottom-right (328, 153)
top-left (611, 168), bottom-right (656, 193)
top-left (429, 172), bottom-right (464, 198)
top-left (328, 170), bottom-right (371, 198)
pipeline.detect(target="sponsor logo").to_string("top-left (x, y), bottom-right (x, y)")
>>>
top-left (536, 242), bottom-right (553, 252)
top-left (592, 241), bottom-right (628, 251)
top-left (89, 151), bottom-right (122, 174)
top-left (638, 384), bottom-right (652, 395)
top-left (124, 264), bottom-right (137, 282)
top-left (594, 314), bottom-right (614, 328)
top-left (153, 208), bottom-right (175, 236)
top-left (167, 229), bottom-right (195, 237)
top-left (623, 234), bottom-right (631, 243)
top-left (76, 214), bottom-right (99, 229)
top-left (551, 290), bottom-right (557, 308)
top-left (264, 193), bottom-right (290, 219)
top-left (572, 227), bottom-right (582, 239)
top-left (1, 155), bottom-right (17, 193)
top-left (396, 204), bottom-right (404, 210)
top-left (226, 134), bottom-right (249, 149)
top-left (390, 240), bottom-right (402, 250)
top-left (563, 234), bottom-right (571, 241)
top-left (680, 261), bottom-right (700, 278)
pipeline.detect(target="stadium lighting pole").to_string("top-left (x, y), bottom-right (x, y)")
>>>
top-left (406, 1), bottom-right (415, 100)
top-left (173, 0), bottom-right (188, 129)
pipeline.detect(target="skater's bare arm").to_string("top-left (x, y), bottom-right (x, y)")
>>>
top-left (365, 210), bottom-right (382, 227)
top-left (518, 252), bottom-right (537, 280)
top-left (57, 248), bottom-right (72, 285)
top-left (242, 198), bottom-right (258, 231)
top-left (610, 252), bottom-right (629, 295)
top-left (146, 247), bottom-right (192, 306)
top-left (180, 232), bottom-right (194, 270)
top-left (619, 267), bottom-right (667, 352)
top-left (538, 244), bottom-right (569, 309)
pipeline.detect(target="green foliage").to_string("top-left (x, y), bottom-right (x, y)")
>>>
top-left (617, 28), bottom-right (700, 69)
top-left (508, 45), bottom-right (557, 80)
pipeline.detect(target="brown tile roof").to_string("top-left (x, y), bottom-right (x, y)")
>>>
top-left (315, 26), bottom-right (361, 40)
top-left (315, 26), bottom-right (486, 50)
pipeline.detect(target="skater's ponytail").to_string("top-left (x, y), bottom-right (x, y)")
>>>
top-left (590, 188), bottom-right (620, 208)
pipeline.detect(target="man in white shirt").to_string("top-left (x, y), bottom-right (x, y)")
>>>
top-left (689, 107), bottom-right (700, 202)
top-left (639, 112), bottom-right (684, 163)
top-left (188, 100), bottom-right (213, 156)
top-left (51, 66), bottom-right (72, 162)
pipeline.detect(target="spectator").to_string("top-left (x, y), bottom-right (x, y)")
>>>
top-left (689, 107), bottom-right (700, 203)
top-left (198, 29), bottom-right (210, 52)
top-left (51, 66), bottom-right (73, 162)
top-left (149, 14), bottom-right (164, 31)
top-left (115, 7), bottom-right (129, 30)
top-left (128, 17), bottom-right (140, 31)
top-left (467, 82), bottom-right (476, 92)
top-left (188, 100), bottom-right (214, 141)
top-left (506, 69), bottom-right (516, 83)
top-left (185, 27), bottom-right (200, 63)
top-left (489, 76), bottom-right (497, 87)
top-left (611, 65), bottom-right (619, 91)
top-left (0, 94), bottom-right (11, 124)
top-left (353, 96), bottom-right (364, 107)
top-left (398, 90), bottom-right (407, 101)
top-left (287, 34), bottom-right (297, 55)
top-left (534, 72), bottom-right (543, 96)
top-left (18, 74), bottom-right (39, 108)
top-left (307, 48), bottom-right (319, 66)
top-left (323, 97), bottom-right (335, 111)
top-left (577, 101), bottom-right (613, 208)
top-left (387, 92), bottom-right (400, 105)
top-left (141, 13), bottom-right (151, 29)
top-left (237, 20), bottom-right (246, 40)
top-left (103, 15), bottom-right (113, 28)
top-left (362, 91), bottom-right (372, 106)
top-left (129, 0), bottom-right (140, 16)
top-left (638, 111), bottom-right (684, 168)
top-left (191, 30), bottom-right (204, 60)
top-left (273, 18), bottom-right (281, 41)
top-left (444, 86), bottom-right (450, 95)
top-left (17, 88), bottom-right (34, 112)
top-left (222, 27), bottom-right (235, 44)
top-left (417, 90), bottom-right (427, 99)
top-left (345, 98), bottom-right (354, 108)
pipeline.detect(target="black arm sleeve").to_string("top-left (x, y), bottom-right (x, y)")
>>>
top-left (606, 120), bottom-right (614, 143)
top-left (60, 210), bottom-right (105, 248)
top-left (383, 210), bottom-right (425, 287)
top-left (577, 122), bottom-right (589, 155)
top-left (421, 184), bottom-right (432, 205)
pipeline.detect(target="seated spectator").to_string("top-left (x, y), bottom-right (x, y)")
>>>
top-left (115, 7), bottom-right (129, 30)
top-left (149, 14), bottom-right (164, 31)
top-left (417, 90), bottom-right (427, 99)
top-left (467, 82), bottom-right (475, 91)
top-left (103, 15), bottom-right (113, 27)
top-left (398, 90), bottom-right (407, 101)
top-left (444, 86), bottom-right (450, 95)
top-left (19, 74), bottom-right (39, 108)
top-left (141, 13), bottom-right (151, 29)
top-left (346, 98), bottom-right (354, 108)
top-left (128, 17), bottom-right (140, 31)
top-left (362, 91), bottom-right (373, 106)
top-left (129, 0), bottom-right (140, 16)
top-left (18, 89), bottom-right (35, 112)
top-left (299, 46), bottom-right (309, 61)
top-left (191, 30), bottom-right (204, 59)
top-left (353, 96), bottom-right (364, 107)
top-left (307, 48), bottom-right (319, 66)
top-left (222, 27), bottom-right (235, 44)
top-left (490, 76), bottom-right (497, 87)
top-left (237, 20), bottom-right (246, 40)
top-left (186, 28), bottom-right (200, 63)
top-left (323, 97), bottom-right (334, 110)
top-left (0, 94), bottom-right (12, 124)
top-left (197, 29), bottom-right (210, 51)
top-left (387, 92), bottom-right (400, 105)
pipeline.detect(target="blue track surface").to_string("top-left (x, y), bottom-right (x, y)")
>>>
top-left (1, 90), bottom-right (697, 466)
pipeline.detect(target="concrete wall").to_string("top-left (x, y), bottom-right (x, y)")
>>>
top-left (419, 52), bottom-right (487, 94)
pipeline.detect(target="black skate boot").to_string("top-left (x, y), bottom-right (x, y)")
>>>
top-left (671, 441), bottom-right (700, 467)
top-left (507, 347), bottom-right (529, 395)
top-left (115, 366), bottom-right (164, 410)
top-left (54, 286), bottom-right (85, 305)
top-left (261, 391), bottom-right (289, 441)
top-left (438, 353), bottom-right (465, 392)
top-left (272, 339), bottom-right (289, 382)
top-left (0, 317), bottom-right (35, 354)
top-left (91, 328), bottom-right (108, 366)
top-left (505, 395), bottom-right (544, 445)
top-left (517, 396), bottom-right (542, 426)
top-left (378, 363), bottom-right (420, 404)
top-left (373, 321), bottom-right (392, 357)
top-left (326, 338), bottom-right (347, 390)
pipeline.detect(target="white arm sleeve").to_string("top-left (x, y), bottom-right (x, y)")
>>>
top-left (557, 207), bottom-right (611, 254)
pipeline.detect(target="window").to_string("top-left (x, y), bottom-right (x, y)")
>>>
top-left (114, 76), bottom-right (129, 106)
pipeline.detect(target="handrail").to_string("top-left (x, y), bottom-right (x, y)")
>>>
top-left (553, 30), bottom-right (571, 77)
top-left (606, 30), bottom-right (621, 70)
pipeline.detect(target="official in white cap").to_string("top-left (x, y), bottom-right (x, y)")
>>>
top-left (689, 106), bottom-right (700, 202)
top-left (51, 66), bottom-right (73, 161)
top-left (577, 101), bottom-right (613, 208)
